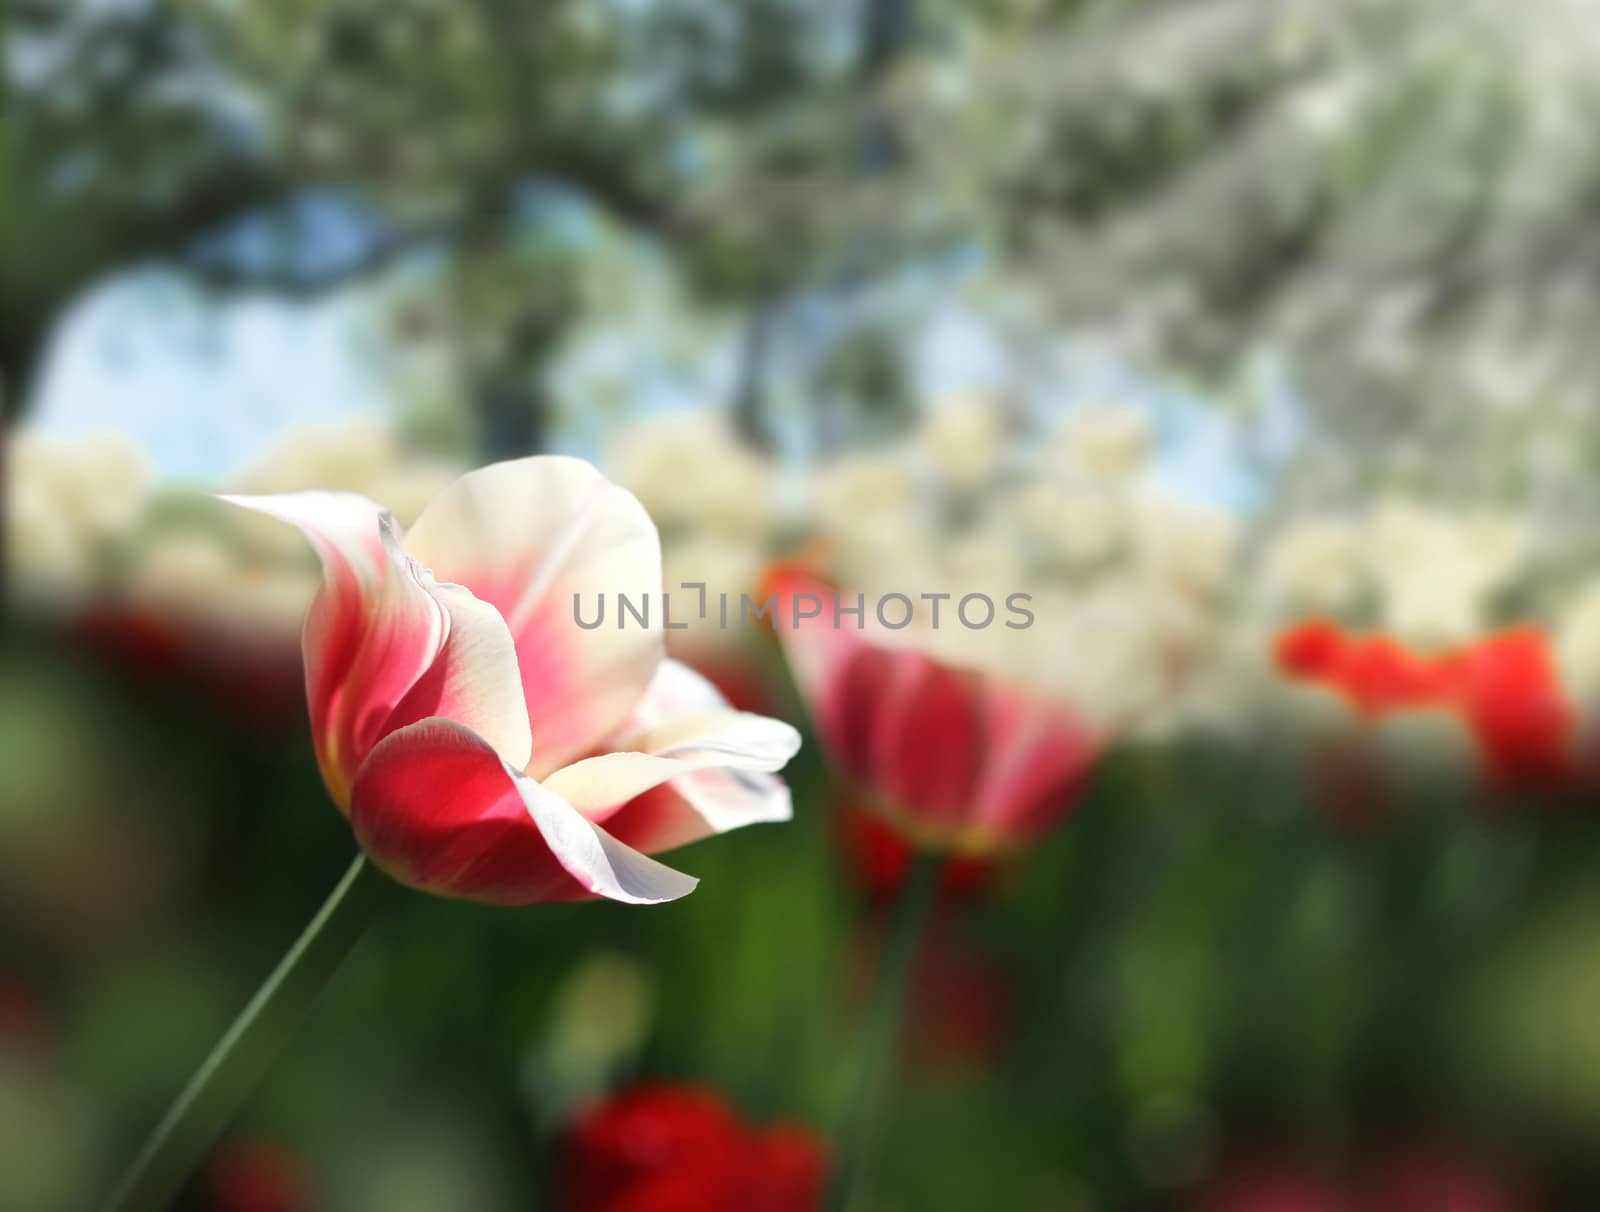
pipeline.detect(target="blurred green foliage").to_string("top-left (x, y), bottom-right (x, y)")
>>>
top-left (10, 0), bottom-right (1600, 1208)
top-left (4, 619), bottom-right (1599, 1209)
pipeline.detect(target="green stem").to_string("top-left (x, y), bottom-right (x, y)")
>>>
top-left (829, 849), bottom-right (943, 1212)
top-left (105, 854), bottom-right (393, 1212)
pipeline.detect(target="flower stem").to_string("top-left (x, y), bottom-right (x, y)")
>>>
top-left (829, 849), bottom-right (943, 1212)
top-left (105, 853), bottom-right (392, 1212)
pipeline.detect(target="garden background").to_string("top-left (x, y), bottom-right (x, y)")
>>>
top-left (7, 2), bottom-right (1600, 1208)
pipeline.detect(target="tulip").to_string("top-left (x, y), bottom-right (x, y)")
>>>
top-left (837, 800), bottom-right (996, 908)
top-left (762, 561), bottom-right (1099, 1212)
top-left (224, 455), bottom-right (801, 906)
top-left (900, 924), bottom-right (1010, 1070)
top-left (563, 1083), bottom-right (827, 1212)
top-left (1275, 620), bottom-right (1575, 792)
top-left (762, 563), bottom-right (1099, 856)
top-left (208, 1140), bottom-right (305, 1212)
top-left (1360, 1145), bottom-right (1538, 1212)
top-left (1191, 1158), bottom-right (1348, 1212)
top-left (107, 457), bottom-right (800, 1212)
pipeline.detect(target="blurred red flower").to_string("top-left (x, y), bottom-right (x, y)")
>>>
top-left (0, 980), bottom-right (46, 1057)
top-left (1192, 1143), bottom-right (1542, 1212)
top-left (762, 562), bottom-right (1101, 856)
top-left (841, 917), bottom-right (1011, 1072)
top-left (564, 1083), bottom-right (827, 1212)
top-left (1452, 629), bottom-right (1575, 789)
top-left (839, 801), bottom-right (996, 907)
top-left (1190, 1158), bottom-right (1347, 1212)
top-left (208, 1140), bottom-right (304, 1212)
top-left (1359, 1145), bottom-right (1539, 1212)
top-left (907, 926), bottom-right (1011, 1069)
top-left (74, 605), bottom-right (305, 731)
top-left (1275, 620), bottom-right (1576, 792)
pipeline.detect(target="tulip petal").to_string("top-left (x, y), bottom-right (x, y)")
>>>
top-left (351, 718), bottom-right (698, 905)
top-left (379, 530), bottom-right (532, 773)
top-left (620, 656), bottom-right (760, 729)
top-left (761, 565), bottom-right (863, 752)
top-left (832, 646), bottom-right (899, 780)
top-left (556, 660), bottom-right (797, 851)
top-left (599, 770), bottom-right (794, 854)
top-left (762, 564), bottom-right (906, 783)
top-left (219, 493), bottom-right (390, 736)
top-left (765, 561), bottom-right (1099, 849)
top-left (400, 456), bottom-right (664, 777)
top-left (868, 652), bottom-right (985, 828)
top-left (222, 492), bottom-right (446, 799)
top-left (219, 490), bottom-right (388, 585)
top-left (972, 685), bottom-right (1099, 842)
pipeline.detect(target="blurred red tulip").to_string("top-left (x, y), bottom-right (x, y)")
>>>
top-left (1275, 620), bottom-right (1576, 792)
top-left (1306, 736), bottom-right (1389, 831)
top-left (839, 800), bottom-right (996, 907)
top-left (1192, 1158), bottom-right (1347, 1212)
top-left (1453, 629), bottom-right (1574, 789)
top-left (740, 1124), bottom-right (828, 1211)
top-left (0, 981), bottom-right (45, 1056)
top-left (74, 606), bottom-right (187, 686)
top-left (224, 457), bottom-right (800, 906)
top-left (1360, 1145), bottom-right (1538, 1212)
top-left (1277, 620), bottom-right (1455, 716)
top-left (1194, 1141), bottom-right (1545, 1212)
top-left (762, 563), bottom-right (1100, 856)
top-left (843, 918), bottom-right (1012, 1072)
top-left (907, 926), bottom-right (1011, 1069)
top-left (563, 1083), bottom-right (826, 1212)
top-left (208, 1141), bottom-right (304, 1212)
top-left (565, 1084), bottom-right (738, 1212)
top-left (74, 604), bottom-right (305, 731)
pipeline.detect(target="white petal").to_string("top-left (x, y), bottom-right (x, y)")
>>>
top-left (516, 774), bottom-right (700, 905)
top-left (664, 767), bottom-right (793, 834)
top-left (622, 657), bottom-right (729, 723)
top-left (545, 713), bottom-right (800, 811)
top-left (220, 490), bottom-right (388, 587)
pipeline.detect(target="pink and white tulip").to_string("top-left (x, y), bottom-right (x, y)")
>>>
top-left (225, 456), bottom-right (800, 906)
top-left (763, 564), bottom-right (1099, 856)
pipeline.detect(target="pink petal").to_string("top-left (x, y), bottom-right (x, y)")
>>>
top-left (766, 565), bottom-right (986, 826)
top-left (220, 498), bottom-right (532, 803)
top-left (350, 718), bottom-right (698, 905)
top-left (762, 565), bottom-right (870, 763)
top-left (218, 492), bottom-right (388, 745)
top-left (222, 493), bottom-right (444, 801)
top-left (399, 457), bottom-right (664, 777)
top-left (831, 645), bottom-right (899, 781)
top-left (867, 652), bottom-right (986, 830)
top-left (972, 684), bottom-right (1100, 842)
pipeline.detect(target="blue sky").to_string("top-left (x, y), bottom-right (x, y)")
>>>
top-left (27, 254), bottom-right (1293, 511)
top-left (28, 269), bottom-right (388, 484)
